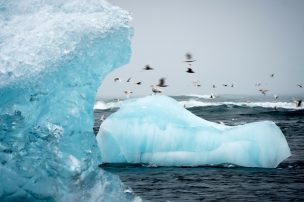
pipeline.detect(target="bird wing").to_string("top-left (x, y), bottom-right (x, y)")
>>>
top-left (186, 53), bottom-right (192, 60)
top-left (184, 60), bottom-right (196, 63)
top-left (159, 78), bottom-right (165, 86)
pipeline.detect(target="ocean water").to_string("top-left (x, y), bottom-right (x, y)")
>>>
top-left (94, 95), bottom-right (304, 201)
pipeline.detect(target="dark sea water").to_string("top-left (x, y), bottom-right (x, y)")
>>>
top-left (94, 95), bottom-right (304, 201)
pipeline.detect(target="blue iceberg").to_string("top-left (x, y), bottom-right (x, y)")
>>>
top-left (0, 0), bottom-right (138, 201)
top-left (97, 95), bottom-right (291, 168)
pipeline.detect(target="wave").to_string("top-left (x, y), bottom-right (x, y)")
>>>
top-left (94, 98), bottom-right (303, 110)
top-left (183, 94), bottom-right (215, 99)
top-left (94, 100), bottom-right (123, 110)
top-left (179, 100), bottom-right (303, 110)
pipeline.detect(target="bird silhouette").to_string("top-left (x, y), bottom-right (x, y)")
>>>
top-left (186, 53), bottom-right (192, 60)
top-left (184, 53), bottom-right (196, 62)
top-left (296, 100), bottom-right (302, 107)
top-left (124, 90), bottom-right (133, 98)
top-left (186, 67), bottom-right (195, 73)
top-left (114, 77), bottom-right (121, 82)
top-left (193, 80), bottom-right (201, 87)
top-left (157, 78), bottom-right (168, 87)
top-left (259, 89), bottom-right (269, 95)
top-left (143, 64), bottom-right (154, 70)
top-left (151, 85), bottom-right (162, 94)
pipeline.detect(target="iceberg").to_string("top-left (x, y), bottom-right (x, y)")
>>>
top-left (97, 95), bottom-right (291, 168)
top-left (0, 0), bottom-right (138, 201)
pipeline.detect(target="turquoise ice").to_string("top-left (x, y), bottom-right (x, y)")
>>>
top-left (97, 95), bottom-right (291, 168)
top-left (0, 0), bottom-right (138, 201)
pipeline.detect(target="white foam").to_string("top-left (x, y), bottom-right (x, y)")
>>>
top-left (184, 94), bottom-right (215, 99)
top-left (179, 100), bottom-right (304, 110)
top-left (94, 100), bottom-right (123, 110)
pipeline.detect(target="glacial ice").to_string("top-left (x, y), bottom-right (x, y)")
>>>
top-left (97, 95), bottom-right (291, 168)
top-left (0, 0), bottom-right (138, 201)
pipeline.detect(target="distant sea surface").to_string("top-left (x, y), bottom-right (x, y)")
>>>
top-left (94, 95), bottom-right (304, 201)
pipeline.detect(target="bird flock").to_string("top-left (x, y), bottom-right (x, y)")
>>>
top-left (113, 53), bottom-right (198, 97)
top-left (112, 53), bottom-right (303, 107)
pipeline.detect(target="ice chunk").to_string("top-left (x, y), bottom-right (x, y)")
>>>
top-left (0, 0), bottom-right (137, 201)
top-left (97, 95), bottom-right (291, 168)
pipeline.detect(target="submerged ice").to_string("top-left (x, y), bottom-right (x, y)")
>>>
top-left (0, 0), bottom-right (137, 201)
top-left (97, 96), bottom-right (291, 168)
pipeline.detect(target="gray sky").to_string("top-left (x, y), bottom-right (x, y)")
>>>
top-left (97, 0), bottom-right (304, 99)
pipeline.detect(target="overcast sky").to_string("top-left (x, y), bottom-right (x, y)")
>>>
top-left (97, 0), bottom-right (304, 99)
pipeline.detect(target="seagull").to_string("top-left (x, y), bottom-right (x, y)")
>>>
top-left (193, 80), bottom-right (201, 87)
top-left (156, 78), bottom-right (168, 87)
top-left (186, 67), bottom-right (195, 73)
top-left (151, 85), bottom-right (162, 94)
top-left (259, 89), bottom-right (269, 95)
top-left (297, 84), bottom-right (303, 88)
top-left (126, 77), bottom-right (132, 82)
top-left (184, 53), bottom-right (196, 63)
top-left (296, 100), bottom-right (302, 107)
top-left (114, 77), bottom-right (121, 82)
top-left (124, 90), bottom-right (133, 98)
top-left (136, 81), bottom-right (142, 85)
top-left (270, 73), bottom-right (275, 78)
top-left (143, 64), bottom-right (154, 70)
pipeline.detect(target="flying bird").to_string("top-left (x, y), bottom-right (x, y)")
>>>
top-left (274, 94), bottom-right (279, 99)
top-left (124, 90), bottom-right (133, 98)
top-left (231, 84), bottom-right (235, 87)
top-left (126, 77), bottom-right (132, 82)
top-left (136, 81), bottom-right (142, 85)
top-left (223, 84), bottom-right (228, 87)
top-left (186, 53), bottom-right (192, 60)
top-left (184, 53), bottom-right (196, 63)
top-left (156, 78), bottom-right (168, 87)
top-left (193, 80), bottom-right (201, 87)
top-left (297, 84), bottom-right (303, 88)
top-left (270, 73), bottom-right (275, 78)
top-left (143, 64), bottom-right (154, 70)
top-left (212, 84), bottom-right (216, 88)
top-left (296, 100), bottom-right (302, 107)
top-left (114, 77), bottom-right (121, 82)
top-left (186, 67), bottom-right (195, 73)
top-left (151, 85), bottom-right (162, 94)
top-left (259, 89), bottom-right (269, 95)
